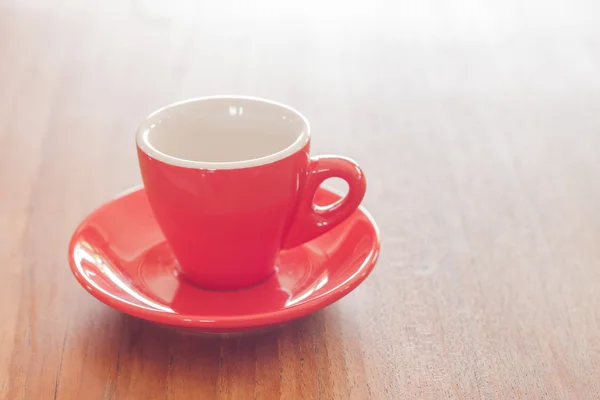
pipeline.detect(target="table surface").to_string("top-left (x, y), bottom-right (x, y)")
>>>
top-left (2, 0), bottom-right (600, 398)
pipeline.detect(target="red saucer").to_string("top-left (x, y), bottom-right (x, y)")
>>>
top-left (68, 186), bottom-right (380, 333)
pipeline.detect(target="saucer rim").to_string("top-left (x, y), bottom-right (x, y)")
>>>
top-left (68, 184), bottom-right (380, 329)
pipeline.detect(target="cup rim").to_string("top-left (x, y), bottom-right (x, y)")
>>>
top-left (135, 95), bottom-right (311, 170)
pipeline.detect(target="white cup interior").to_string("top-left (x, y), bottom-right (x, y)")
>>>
top-left (136, 96), bottom-right (310, 169)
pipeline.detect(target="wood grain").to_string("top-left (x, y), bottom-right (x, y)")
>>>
top-left (2, 0), bottom-right (600, 398)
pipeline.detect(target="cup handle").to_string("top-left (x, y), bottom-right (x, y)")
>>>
top-left (282, 155), bottom-right (367, 249)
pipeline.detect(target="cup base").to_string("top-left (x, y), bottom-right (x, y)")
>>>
top-left (177, 268), bottom-right (277, 292)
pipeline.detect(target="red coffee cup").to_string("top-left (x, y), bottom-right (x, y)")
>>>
top-left (136, 96), bottom-right (366, 290)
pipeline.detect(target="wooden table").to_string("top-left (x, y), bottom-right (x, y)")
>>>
top-left (2, 0), bottom-right (600, 398)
